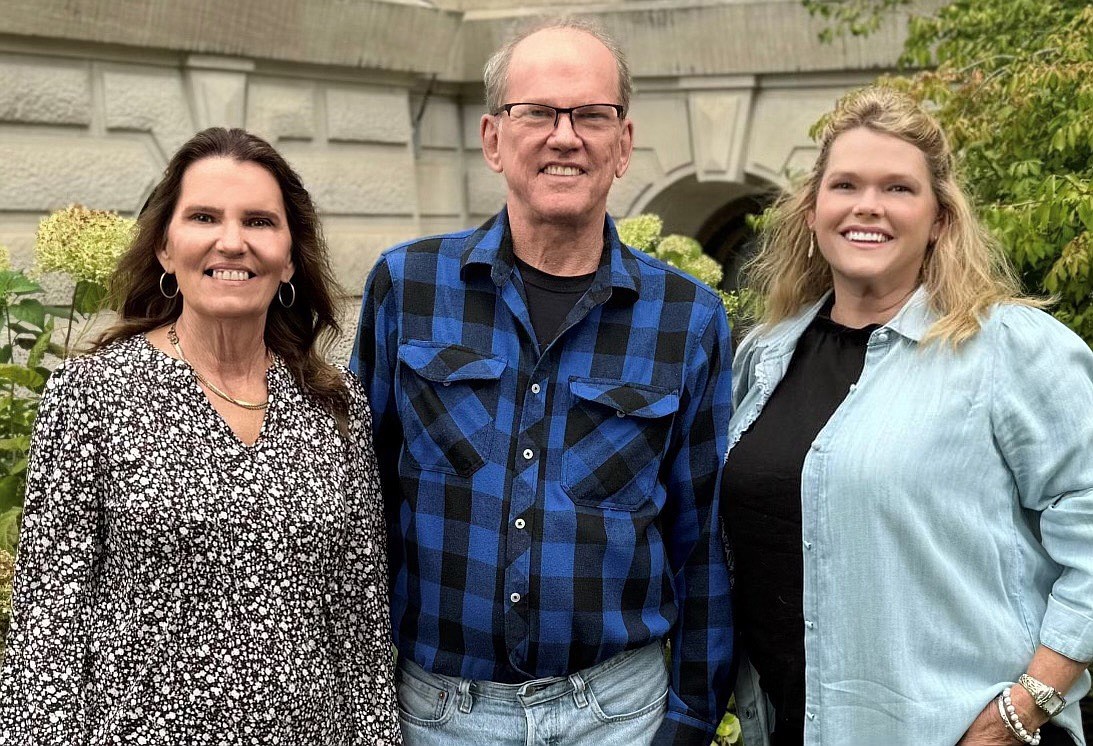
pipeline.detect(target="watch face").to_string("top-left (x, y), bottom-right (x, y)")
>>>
top-left (1043, 694), bottom-right (1066, 716)
top-left (1019, 674), bottom-right (1067, 717)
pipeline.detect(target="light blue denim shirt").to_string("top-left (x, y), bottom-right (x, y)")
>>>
top-left (730, 288), bottom-right (1093, 745)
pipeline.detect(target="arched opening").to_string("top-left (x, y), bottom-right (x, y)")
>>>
top-left (638, 174), bottom-right (776, 292)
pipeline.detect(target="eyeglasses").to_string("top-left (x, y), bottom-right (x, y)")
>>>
top-left (497, 103), bottom-right (625, 136)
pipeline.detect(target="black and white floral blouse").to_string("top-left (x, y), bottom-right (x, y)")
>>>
top-left (0, 335), bottom-right (400, 745)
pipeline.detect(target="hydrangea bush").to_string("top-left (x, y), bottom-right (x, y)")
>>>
top-left (0, 207), bottom-right (129, 655)
top-left (617, 214), bottom-right (754, 335)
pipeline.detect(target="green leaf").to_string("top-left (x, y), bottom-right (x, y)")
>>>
top-left (9, 299), bottom-right (46, 331)
top-left (3, 274), bottom-right (41, 296)
top-left (1078, 201), bottom-right (1093, 233)
top-left (27, 322), bottom-right (54, 370)
top-left (73, 280), bottom-right (108, 316)
top-left (0, 437), bottom-right (29, 453)
top-left (0, 506), bottom-right (21, 553)
top-left (41, 305), bottom-right (73, 319)
top-left (0, 365), bottom-right (44, 391)
top-left (0, 476), bottom-right (23, 513)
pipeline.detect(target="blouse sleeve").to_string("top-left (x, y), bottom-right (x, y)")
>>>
top-left (990, 306), bottom-right (1093, 664)
top-left (0, 359), bottom-right (104, 744)
top-left (329, 373), bottom-right (401, 745)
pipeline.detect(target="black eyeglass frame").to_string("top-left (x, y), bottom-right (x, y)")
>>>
top-left (495, 102), bottom-right (627, 130)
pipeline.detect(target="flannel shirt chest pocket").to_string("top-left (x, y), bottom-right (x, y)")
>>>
top-left (396, 340), bottom-right (505, 477)
top-left (563, 378), bottom-right (680, 511)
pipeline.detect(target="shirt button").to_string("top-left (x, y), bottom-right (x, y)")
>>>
top-left (810, 442), bottom-right (821, 451)
top-left (805, 620), bottom-right (815, 630)
top-left (807, 711), bottom-right (816, 721)
top-left (530, 383), bottom-right (541, 394)
top-left (514, 518), bottom-right (526, 530)
top-left (522, 448), bottom-right (534, 461)
top-left (877, 331), bottom-right (890, 343)
top-left (803, 540), bottom-right (813, 551)
top-left (743, 707), bottom-right (755, 719)
top-left (848, 383), bottom-right (857, 393)
top-left (510, 592), bottom-right (521, 604)
top-left (443, 381), bottom-right (452, 386)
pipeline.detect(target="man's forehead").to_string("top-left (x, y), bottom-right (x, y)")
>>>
top-left (505, 28), bottom-right (619, 99)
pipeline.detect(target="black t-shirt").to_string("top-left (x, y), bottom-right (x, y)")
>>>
top-left (722, 299), bottom-right (876, 745)
top-left (514, 256), bottom-right (596, 347)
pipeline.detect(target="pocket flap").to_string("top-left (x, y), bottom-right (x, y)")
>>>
top-left (569, 378), bottom-right (679, 419)
top-left (398, 340), bottom-right (505, 383)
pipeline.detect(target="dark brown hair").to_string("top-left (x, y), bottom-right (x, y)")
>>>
top-left (96, 127), bottom-right (350, 432)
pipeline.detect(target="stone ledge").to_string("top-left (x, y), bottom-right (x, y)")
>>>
top-left (453, 1), bottom-right (937, 81)
top-left (0, 0), bottom-right (462, 74)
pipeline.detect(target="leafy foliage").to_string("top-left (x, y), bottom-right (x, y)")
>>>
top-left (617, 214), bottom-right (755, 333)
top-left (0, 208), bottom-right (126, 655)
top-left (807, 0), bottom-right (1093, 344)
top-left (803, 0), bottom-right (912, 42)
top-left (0, 548), bottom-right (12, 649)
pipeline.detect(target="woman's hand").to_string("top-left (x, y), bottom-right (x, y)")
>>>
top-left (957, 700), bottom-right (1020, 745)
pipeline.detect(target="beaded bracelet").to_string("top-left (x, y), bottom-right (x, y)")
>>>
top-left (996, 688), bottom-right (1041, 745)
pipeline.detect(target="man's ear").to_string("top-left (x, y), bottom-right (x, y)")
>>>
top-left (481, 114), bottom-right (504, 174)
top-left (614, 119), bottom-right (634, 179)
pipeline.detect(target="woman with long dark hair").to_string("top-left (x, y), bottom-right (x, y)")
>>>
top-left (0, 128), bottom-right (400, 744)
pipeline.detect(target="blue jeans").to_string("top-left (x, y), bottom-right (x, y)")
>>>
top-left (396, 643), bottom-right (669, 746)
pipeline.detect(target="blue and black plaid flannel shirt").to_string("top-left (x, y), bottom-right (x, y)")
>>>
top-left (351, 209), bottom-right (734, 744)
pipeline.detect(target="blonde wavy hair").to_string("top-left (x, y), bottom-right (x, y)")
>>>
top-left (747, 86), bottom-right (1033, 346)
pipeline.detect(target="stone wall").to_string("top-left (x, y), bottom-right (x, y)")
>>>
top-left (0, 0), bottom-right (936, 361)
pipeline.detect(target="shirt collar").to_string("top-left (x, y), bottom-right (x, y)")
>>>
top-left (461, 207), bottom-right (640, 303)
top-left (883, 285), bottom-right (935, 343)
top-left (754, 285), bottom-right (937, 352)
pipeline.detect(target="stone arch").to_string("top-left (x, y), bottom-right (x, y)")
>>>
top-left (633, 170), bottom-right (778, 292)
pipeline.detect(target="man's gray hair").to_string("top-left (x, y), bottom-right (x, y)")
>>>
top-left (483, 16), bottom-right (632, 116)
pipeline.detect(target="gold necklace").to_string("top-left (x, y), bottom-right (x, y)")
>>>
top-left (167, 323), bottom-right (269, 411)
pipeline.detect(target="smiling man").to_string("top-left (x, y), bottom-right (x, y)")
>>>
top-left (351, 18), bottom-right (734, 746)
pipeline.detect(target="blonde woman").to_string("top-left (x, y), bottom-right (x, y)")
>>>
top-left (724, 87), bottom-right (1092, 745)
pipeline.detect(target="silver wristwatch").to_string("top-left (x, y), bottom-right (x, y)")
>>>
top-left (1018, 673), bottom-right (1067, 718)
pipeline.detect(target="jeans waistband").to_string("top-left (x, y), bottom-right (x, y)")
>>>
top-left (398, 642), bottom-right (664, 706)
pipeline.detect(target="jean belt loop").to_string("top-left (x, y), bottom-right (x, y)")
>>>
top-left (568, 672), bottom-right (589, 709)
top-left (457, 679), bottom-right (474, 714)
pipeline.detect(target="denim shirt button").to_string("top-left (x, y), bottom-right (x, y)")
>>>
top-left (803, 540), bottom-right (813, 550)
top-left (877, 331), bottom-right (890, 343)
top-left (807, 711), bottom-right (817, 721)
